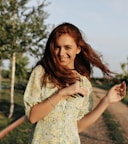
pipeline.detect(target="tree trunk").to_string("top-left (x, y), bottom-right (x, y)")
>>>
top-left (8, 0), bottom-right (17, 119)
top-left (8, 53), bottom-right (16, 118)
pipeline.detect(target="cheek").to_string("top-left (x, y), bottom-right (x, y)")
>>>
top-left (70, 50), bottom-right (78, 57)
top-left (54, 49), bottom-right (59, 55)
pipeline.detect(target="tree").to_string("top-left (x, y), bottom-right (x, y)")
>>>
top-left (120, 62), bottom-right (128, 84)
top-left (115, 58), bottom-right (128, 85)
top-left (0, 60), bottom-right (3, 91)
top-left (15, 54), bottom-right (29, 80)
top-left (0, 0), bottom-right (50, 118)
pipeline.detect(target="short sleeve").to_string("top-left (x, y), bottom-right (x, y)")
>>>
top-left (77, 76), bottom-right (93, 120)
top-left (23, 65), bottom-right (44, 118)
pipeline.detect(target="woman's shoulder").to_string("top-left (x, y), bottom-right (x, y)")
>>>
top-left (81, 75), bottom-right (92, 88)
top-left (34, 64), bottom-right (44, 71)
top-left (32, 65), bottom-right (45, 76)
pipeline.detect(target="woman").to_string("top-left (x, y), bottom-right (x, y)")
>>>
top-left (24, 22), bottom-right (126, 144)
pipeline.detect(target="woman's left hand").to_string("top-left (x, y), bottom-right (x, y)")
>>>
top-left (105, 81), bottom-right (127, 104)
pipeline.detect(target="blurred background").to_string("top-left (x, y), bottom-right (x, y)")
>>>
top-left (0, 0), bottom-right (128, 143)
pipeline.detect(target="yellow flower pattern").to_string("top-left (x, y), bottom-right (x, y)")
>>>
top-left (24, 65), bottom-right (92, 144)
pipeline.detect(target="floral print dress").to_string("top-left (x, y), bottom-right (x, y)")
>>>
top-left (24, 65), bottom-right (92, 144)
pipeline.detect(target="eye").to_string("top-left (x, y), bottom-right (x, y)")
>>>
top-left (65, 45), bottom-right (71, 50)
top-left (55, 45), bottom-right (60, 49)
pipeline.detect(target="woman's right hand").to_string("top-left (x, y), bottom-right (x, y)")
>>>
top-left (104, 81), bottom-right (126, 104)
top-left (58, 82), bottom-right (88, 99)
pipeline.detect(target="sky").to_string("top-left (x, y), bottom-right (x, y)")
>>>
top-left (4, 0), bottom-right (127, 77)
top-left (28, 0), bottom-right (128, 77)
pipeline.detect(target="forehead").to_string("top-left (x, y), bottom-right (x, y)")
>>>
top-left (55, 34), bottom-right (76, 45)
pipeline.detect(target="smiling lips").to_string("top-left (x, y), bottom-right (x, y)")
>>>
top-left (60, 57), bottom-right (68, 60)
top-left (59, 56), bottom-right (69, 62)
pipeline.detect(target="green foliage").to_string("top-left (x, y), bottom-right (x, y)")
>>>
top-left (15, 54), bottom-right (29, 80)
top-left (0, 79), bottom-right (128, 143)
top-left (115, 61), bottom-right (128, 85)
top-left (0, 79), bottom-right (32, 143)
top-left (91, 78), bottom-right (114, 90)
top-left (0, 0), bottom-right (50, 118)
top-left (0, 121), bottom-right (32, 144)
top-left (103, 111), bottom-right (128, 144)
top-left (89, 92), bottom-right (93, 111)
top-left (0, 99), bottom-right (24, 123)
top-left (1, 69), bottom-right (10, 79)
top-left (0, 0), bottom-right (50, 59)
top-left (121, 94), bottom-right (128, 105)
top-left (14, 81), bottom-right (27, 91)
top-left (0, 79), bottom-right (25, 102)
top-left (2, 54), bottom-right (31, 99)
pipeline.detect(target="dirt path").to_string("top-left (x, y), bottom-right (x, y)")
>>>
top-left (80, 87), bottom-right (128, 144)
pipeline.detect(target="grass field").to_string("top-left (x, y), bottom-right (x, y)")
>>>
top-left (0, 79), bottom-right (127, 144)
top-left (0, 80), bottom-right (32, 144)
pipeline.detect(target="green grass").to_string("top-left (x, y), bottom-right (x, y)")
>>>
top-left (92, 79), bottom-right (128, 143)
top-left (0, 78), bottom-right (128, 144)
top-left (0, 79), bottom-right (32, 144)
top-left (103, 110), bottom-right (128, 144)
top-left (0, 121), bottom-right (32, 144)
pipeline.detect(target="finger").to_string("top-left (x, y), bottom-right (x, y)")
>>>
top-left (121, 81), bottom-right (125, 89)
top-left (114, 83), bottom-right (122, 89)
top-left (120, 81), bottom-right (126, 96)
top-left (115, 89), bottom-right (125, 97)
top-left (77, 93), bottom-right (84, 97)
top-left (115, 82), bottom-right (126, 96)
top-left (80, 87), bottom-right (88, 97)
top-left (116, 92), bottom-right (124, 100)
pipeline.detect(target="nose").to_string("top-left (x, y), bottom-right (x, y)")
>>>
top-left (58, 47), bottom-right (65, 56)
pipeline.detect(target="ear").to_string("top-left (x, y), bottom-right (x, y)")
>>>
top-left (76, 46), bottom-right (81, 54)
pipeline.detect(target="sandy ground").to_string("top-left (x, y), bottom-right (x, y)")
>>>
top-left (80, 87), bottom-right (128, 144)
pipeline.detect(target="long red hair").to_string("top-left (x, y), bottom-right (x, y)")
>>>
top-left (37, 22), bottom-right (112, 88)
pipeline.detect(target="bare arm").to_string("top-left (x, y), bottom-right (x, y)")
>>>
top-left (77, 82), bottom-right (126, 133)
top-left (29, 91), bottom-right (61, 124)
top-left (29, 82), bottom-right (87, 124)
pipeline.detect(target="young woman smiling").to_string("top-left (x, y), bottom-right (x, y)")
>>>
top-left (24, 22), bottom-right (126, 144)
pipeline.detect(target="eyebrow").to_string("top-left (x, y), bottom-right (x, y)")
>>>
top-left (55, 44), bottom-right (72, 47)
top-left (64, 44), bottom-right (72, 47)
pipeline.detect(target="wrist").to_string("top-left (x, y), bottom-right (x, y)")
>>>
top-left (57, 89), bottom-right (68, 100)
top-left (55, 90), bottom-right (63, 100)
top-left (102, 96), bottom-right (110, 106)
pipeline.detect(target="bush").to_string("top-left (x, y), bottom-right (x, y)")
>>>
top-left (2, 70), bottom-right (10, 79)
top-left (103, 111), bottom-right (128, 144)
top-left (0, 121), bottom-right (32, 144)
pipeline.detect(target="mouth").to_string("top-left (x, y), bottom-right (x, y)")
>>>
top-left (59, 57), bottom-right (68, 62)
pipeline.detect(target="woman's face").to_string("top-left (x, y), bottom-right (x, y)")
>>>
top-left (55, 34), bottom-right (81, 69)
